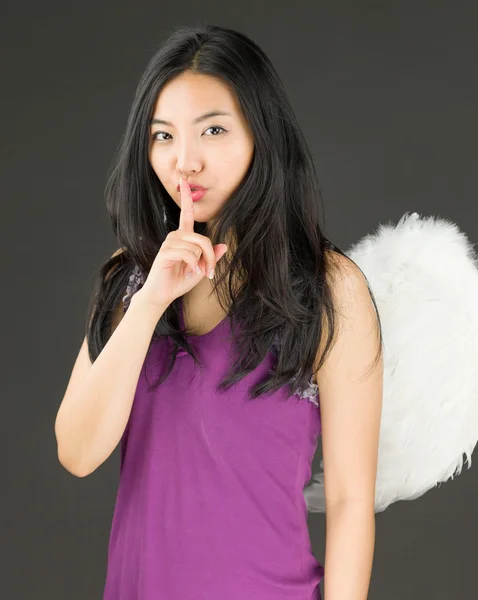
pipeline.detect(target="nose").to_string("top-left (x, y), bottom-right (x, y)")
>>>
top-left (178, 170), bottom-right (197, 181)
top-left (176, 145), bottom-right (203, 178)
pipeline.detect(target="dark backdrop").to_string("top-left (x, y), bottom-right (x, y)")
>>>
top-left (2, 1), bottom-right (477, 598)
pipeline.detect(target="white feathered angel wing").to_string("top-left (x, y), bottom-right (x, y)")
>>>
top-left (304, 212), bottom-right (478, 513)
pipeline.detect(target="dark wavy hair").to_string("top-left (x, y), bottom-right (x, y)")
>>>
top-left (85, 24), bottom-right (383, 401)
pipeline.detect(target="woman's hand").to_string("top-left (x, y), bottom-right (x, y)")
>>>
top-left (138, 175), bottom-right (228, 310)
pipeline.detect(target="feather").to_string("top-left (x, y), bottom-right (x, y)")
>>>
top-left (304, 212), bottom-right (478, 513)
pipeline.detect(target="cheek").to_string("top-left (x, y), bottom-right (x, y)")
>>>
top-left (149, 154), bottom-right (168, 180)
top-left (232, 148), bottom-right (253, 177)
top-left (229, 137), bottom-right (253, 161)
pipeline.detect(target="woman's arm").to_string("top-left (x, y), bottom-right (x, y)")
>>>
top-left (315, 256), bottom-right (384, 600)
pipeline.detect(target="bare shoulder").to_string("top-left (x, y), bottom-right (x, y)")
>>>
top-left (325, 249), bottom-right (365, 287)
top-left (313, 250), bottom-right (376, 381)
top-left (324, 251), bottom-right (373, 324)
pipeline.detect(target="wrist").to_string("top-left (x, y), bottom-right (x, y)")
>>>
top-left (130, 288), bottom-right (170, 321)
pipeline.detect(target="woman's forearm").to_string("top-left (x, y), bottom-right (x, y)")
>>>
top-left (323, 501), bottom-right (375, 600)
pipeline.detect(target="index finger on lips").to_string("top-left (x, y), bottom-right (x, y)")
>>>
top-left (178, 176), bottom-right (194, 232)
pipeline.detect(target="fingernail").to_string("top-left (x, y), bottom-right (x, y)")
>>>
top-left (195, 265), bottom-right (202, 275)
top-left (208, 269), bottom-right (214, 279)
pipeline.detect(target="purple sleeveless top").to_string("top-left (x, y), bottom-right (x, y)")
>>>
top-left (103, 266), bottom-right (324, 599)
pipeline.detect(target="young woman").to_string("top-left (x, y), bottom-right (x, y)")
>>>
top-left (55, 24), bottom-right (383, 600)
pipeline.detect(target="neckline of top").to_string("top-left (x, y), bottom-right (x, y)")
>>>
top-left (179, 295), bottom-right (229, 341)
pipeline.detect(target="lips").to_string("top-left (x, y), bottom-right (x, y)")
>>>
top-left (176, 182), bottom-right (207, 192)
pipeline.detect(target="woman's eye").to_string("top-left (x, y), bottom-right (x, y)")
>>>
top-left (204, 126), bottom-right (226, 136)
top-left (151, 126), bottom-right (226, 142)
top-left (152, 132), bottom-right (171, 141)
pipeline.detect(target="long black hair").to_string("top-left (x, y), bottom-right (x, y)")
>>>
top-left (86, 24), bottom-right (383, 401)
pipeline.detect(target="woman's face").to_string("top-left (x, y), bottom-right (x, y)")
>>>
top-left (148, 71), bottom-right (255, 232)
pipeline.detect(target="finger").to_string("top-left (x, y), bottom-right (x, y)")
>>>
top-left (178, 175), bottom-right (194, 232)
top-left (197, 243), bottom-right (227, 280)
top-left (171, 233), bottom-right (216, 279)
top-left (164, 247), bottom-right (204, 277)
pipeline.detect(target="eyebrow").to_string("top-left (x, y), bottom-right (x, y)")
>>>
top-left (150, 110), bottom-right (233, 127)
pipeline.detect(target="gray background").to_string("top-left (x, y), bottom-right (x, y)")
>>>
top-left (2, 0), bottom-right (477, 598)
